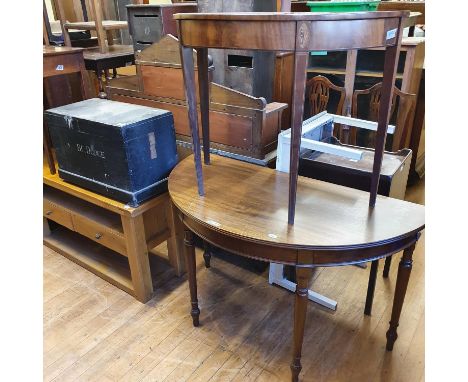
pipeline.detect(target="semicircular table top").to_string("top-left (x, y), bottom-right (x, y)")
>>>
top-left (169, 155), bottom-right (425, 250)
top-left (173, 11), bottom-right (408, 21)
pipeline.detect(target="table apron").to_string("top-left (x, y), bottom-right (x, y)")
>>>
top-left (181, 214), bottom-right (419, 267)
top-left (178, 18), bottom-right (401, 52)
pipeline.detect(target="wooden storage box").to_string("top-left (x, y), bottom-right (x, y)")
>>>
top-left (45, 98), bottom-right (178, 206)
top-left (126, 3), bottom-right (198, 51)
top-left (107, 35), bottom-right (287, 163)
top-left (197, 0), bottom-right (277, 101)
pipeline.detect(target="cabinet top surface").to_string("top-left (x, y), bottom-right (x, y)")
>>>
top-left (43, 163), bottom-right (167, 217)
top-left (174, 10), bottom-right (409, 21)
top-left (169, 155), bottom-right (424, 250)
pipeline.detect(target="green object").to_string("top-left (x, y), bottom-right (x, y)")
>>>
top-left (306, 1), bottom-right (380, 13)
top-left (307, 1), bottom-right (380, 55)
top-left (307, 0), bottom-right (380, 12)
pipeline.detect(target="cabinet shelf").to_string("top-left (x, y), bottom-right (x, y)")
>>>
top-left (44, 226), bottom-right (134, 295)
top-left (44, 226), bottom-right (177, 296)
top-left (43, 163), bottom-right (184, 303)
top-left (44, 185), bottom-right (123, 234)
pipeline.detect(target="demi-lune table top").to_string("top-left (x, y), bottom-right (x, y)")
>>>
top-left (174, 11), bottom-right (407, 21)
top-left (169, 155), bottom-right (425, 250)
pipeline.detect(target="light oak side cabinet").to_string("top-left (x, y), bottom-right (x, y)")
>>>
top-left (43, 166), bottom-right (185, 303)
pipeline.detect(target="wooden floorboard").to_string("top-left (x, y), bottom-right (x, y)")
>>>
top-left (44, 179), bottom-right (425, 382)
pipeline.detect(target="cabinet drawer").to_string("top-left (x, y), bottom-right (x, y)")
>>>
top-left (72, 214), bottom-right (127, 256)
top-left (43, 200), bottom-right (74, 230)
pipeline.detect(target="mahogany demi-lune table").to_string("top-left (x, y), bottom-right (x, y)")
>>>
top-left (169, 155), bottom-right (425, 382)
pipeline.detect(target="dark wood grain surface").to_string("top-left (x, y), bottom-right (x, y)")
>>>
top-left (169, 155), bottom-right (424, 250)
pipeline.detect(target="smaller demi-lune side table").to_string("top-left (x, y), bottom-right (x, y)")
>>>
top-left (169, 155), bottom-right (425, 382)
top-left (175, 11), bottom-right (410, 225)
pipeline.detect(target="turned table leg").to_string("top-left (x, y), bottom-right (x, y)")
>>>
top-left (364, 259), bottom-right (379, 316)
top-left (386, 243), bottom-right (416, 351)
top-left (383, 256), bottom-right (392, 278)
top-left (291, 267), bottom-right (312, 382)
top-left (97, 69), bottom-right (107, 99)
top-left (203, 241), bottom-right (211, 268)
top-left (184, 229), bottom-right (200, 327)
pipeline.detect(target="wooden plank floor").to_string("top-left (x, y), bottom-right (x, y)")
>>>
top-left (44, 179), bottom-right (425, 382)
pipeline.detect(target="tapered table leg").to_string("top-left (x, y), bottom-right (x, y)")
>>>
top-left (364, 260), bottom-right (379, 316)
top-left (288, 51), bottom-right (308, 225)
top-left (184, 229), bottom-right (200, 327)
top-left (383, 256), bottom-right (392, 278)
top-left (197, 48), bottom-right (210, 165)
top-left (386, 243), bottom-right (416, 350)
top-left (291, 267), bottom-right (312, 382)
top-left (180, 45), bottom-right (204, 196)
top-left (369, 23), bottom-right (403, 207)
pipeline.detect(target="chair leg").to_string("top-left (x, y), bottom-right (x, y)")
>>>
top-left (97, 70), bottom-right (107, 99)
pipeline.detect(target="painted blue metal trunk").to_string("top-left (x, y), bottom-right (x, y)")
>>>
top-left (45, 98), bottom-right (178, 206)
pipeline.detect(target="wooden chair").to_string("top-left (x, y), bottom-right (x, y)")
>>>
top-left (306, 75), bottom-right (346, 117)
top-left (306, 75), bottom-right (347, 140)
top-left (351, 82), bottom-right (416, 149)
top-left (349, 82), bottom-right (416, 302)
top-left (56, 0), bottom-right (141, 53)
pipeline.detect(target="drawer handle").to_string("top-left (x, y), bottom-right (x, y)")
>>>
top-left (45, 210), bottom-right (53, 216)
top-left (95, 233), bottom-right (103, 240)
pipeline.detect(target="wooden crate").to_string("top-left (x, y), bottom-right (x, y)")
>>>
top-left (107, 35), bottom-right (287, 162)
top-left (126, 3), bottom-right (198, 51)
